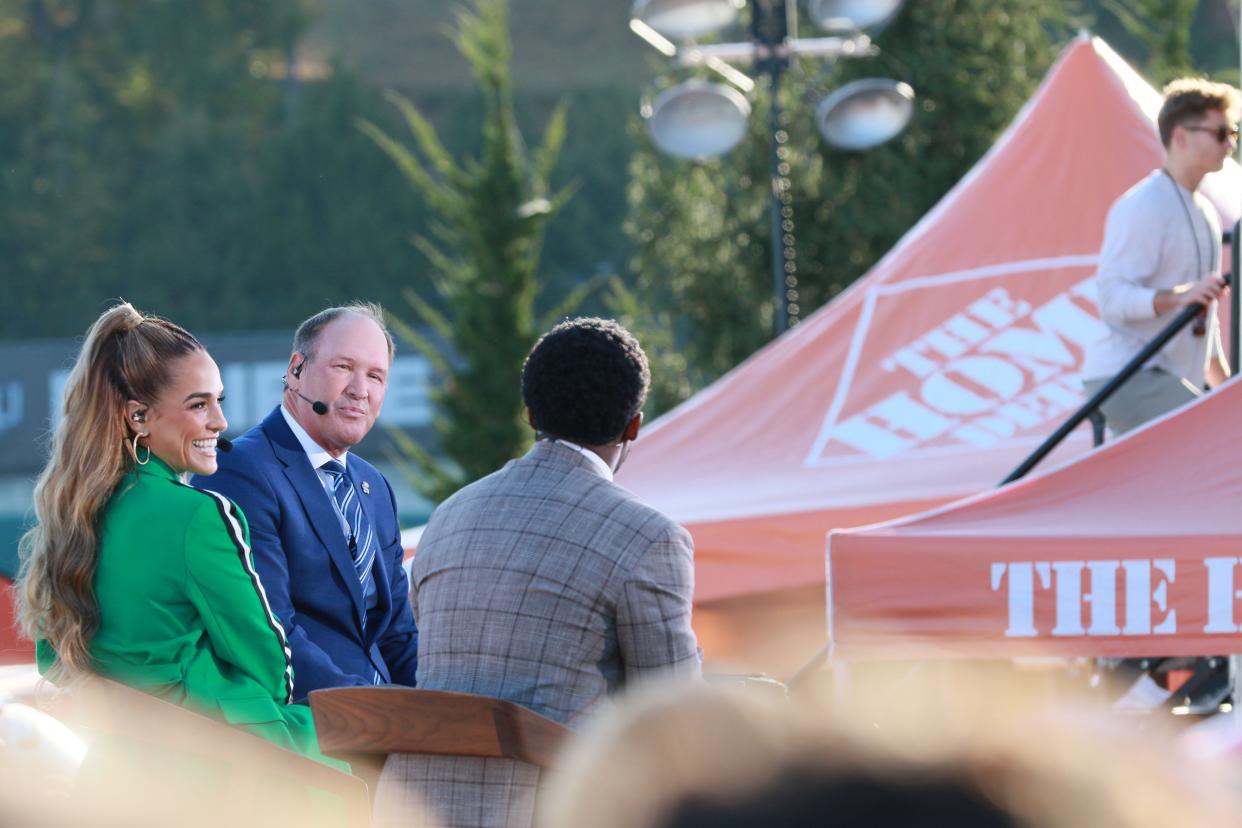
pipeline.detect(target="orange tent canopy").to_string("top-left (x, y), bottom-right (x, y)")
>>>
top-left (618, 37), bottom-right (1241, 668)
top-left (829, 376), bottom-right (1242, 661)
top-left (0, 577), bottom-right (34, 665)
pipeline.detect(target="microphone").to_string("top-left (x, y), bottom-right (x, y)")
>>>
top-left (295, 390), bottom-right (329, 416)
top-left (283, 366), bottom-right (329, 415)
top-left (217, 437), bottom-right (233, 453)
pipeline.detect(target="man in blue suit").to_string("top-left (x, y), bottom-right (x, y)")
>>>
top-left (196, 303), bottom-right (417, 700)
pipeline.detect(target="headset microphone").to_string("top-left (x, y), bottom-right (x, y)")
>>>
top-left (295, 390), bottom-right (329, 416)
top-left (288, 358), bottom-right (329, 415)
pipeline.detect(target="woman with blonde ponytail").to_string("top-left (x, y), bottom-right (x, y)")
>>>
top-left (16, 302), bottom-right (343, 770)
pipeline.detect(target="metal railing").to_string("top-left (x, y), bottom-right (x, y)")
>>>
top-left (1002, 222), bottom-right (1238, 485)
top-left (1000, 282), bottom-right (1226, 483)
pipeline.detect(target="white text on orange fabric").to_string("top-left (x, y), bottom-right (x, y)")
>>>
top-left (832, 280), bottom-right (1102, 458)
top-left (992, 558), bottom-right (1242, 637)
top-left (990, 560), bottom-right (1176, 637)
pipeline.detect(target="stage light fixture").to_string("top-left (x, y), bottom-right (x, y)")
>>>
top-left (645, 80), bottom-right (752, 159)
top-left (816, 78), bottom-right (914, 150)
top-left (630, 0), bottom-right (745, 41)
top-left (804, 0), bottom-right (904, 32)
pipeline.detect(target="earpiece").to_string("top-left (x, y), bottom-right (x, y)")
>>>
top-left (132, 412), bottom-right (146, 423)
top-left (286, 356), bottom-right (329, 416)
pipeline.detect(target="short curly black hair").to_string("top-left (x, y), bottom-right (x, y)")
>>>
top-left (522, 317), bottom-right (650, 445)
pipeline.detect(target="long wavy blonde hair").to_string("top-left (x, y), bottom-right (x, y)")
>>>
top-left (17, 302), bottom-right (202, 678)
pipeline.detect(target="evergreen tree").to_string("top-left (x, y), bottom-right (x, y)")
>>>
top-left (1101, 0), bottom-right (1196, 83)
top-left (0, 0), bottom-right (297, 333)
top-left (0, 0), bottom-right (431, 338)
top-left (620, 0), bottom-right (1070, 413)
top-left (361, 0), bottom-right (583, 501)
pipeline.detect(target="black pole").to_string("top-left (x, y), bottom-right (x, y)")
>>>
top-left (755, 0), bottom-right (793, 338)
top-left (768, 74), bottom-right (788, 335)
top-left (1232, 220), bottom-right (1239, 371)
top-left (1001, 293), bottom-right (1222, 485)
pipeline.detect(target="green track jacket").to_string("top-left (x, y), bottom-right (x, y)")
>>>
top-left (38, 456), bottom-right (343, 770)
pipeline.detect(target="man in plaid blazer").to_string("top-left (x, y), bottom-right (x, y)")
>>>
top-left (375, 317), bottom-right (701, 828)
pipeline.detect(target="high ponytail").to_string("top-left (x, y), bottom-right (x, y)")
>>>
top-left (17, 302), bottom-right (201, 678)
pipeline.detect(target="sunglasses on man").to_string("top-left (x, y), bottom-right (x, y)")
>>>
top-left (1183, 123), bottom-right (1240, 143)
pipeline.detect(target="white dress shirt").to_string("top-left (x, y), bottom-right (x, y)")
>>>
top-left (280, 404), bottom-right (352, 537)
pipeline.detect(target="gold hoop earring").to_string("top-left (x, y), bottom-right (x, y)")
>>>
top-left (131, 431), bottom-right (151, 466)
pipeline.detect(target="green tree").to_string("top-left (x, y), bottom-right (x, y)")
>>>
top-left (0, 1), bottom-right (433, 338)
top-left (620, 0), bottom-right (1070, 414)
top-left (361, 0), bottom-right (583, 502)
top-left (0, 0), bottom-right (302, 334)
top-left (1101, 0), bottom-right (1196, 83)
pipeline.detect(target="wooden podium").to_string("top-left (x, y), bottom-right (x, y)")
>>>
top-left (308, 687), bottom-right (572, 769)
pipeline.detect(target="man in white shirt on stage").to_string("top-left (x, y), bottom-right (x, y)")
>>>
top-left (1082, 78), bottom-right (1239, 434)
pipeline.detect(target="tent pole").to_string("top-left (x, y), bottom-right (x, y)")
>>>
top-left (832, 660), bottom-right (852, 708)
top-left (1231, 655), bottom-right (1241, 725)
top-left (1233, 220), bottom-right (1239, 371)
top-left (1236, 1), bottom-right (1241, 371)
top-left (1231, 4), bottom-right (1242, 726)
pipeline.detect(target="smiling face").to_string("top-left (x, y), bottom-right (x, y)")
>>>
top-left (286, 313), bottom-right (390, 456)
top-left (130, 349), bottom-right (227, 477)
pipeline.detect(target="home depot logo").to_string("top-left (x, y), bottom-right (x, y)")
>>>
top-left (805, 257), bottom-right (1107, 466)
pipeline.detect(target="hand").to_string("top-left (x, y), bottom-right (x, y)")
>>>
top-left (1154, 273), bottom-right (1226, 314)
top-left (1180, 273), bottom-right (1226, 308)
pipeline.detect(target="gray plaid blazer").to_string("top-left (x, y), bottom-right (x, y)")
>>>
top-left (374, 439), bottom-right (701, 828)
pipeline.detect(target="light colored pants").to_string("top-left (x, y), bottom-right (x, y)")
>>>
top-left (1082, 367), bottom-right (1201, 436)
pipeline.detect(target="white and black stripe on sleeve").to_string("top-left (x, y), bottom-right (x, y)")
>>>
top-left (181, 483), bottom-right (296, 705)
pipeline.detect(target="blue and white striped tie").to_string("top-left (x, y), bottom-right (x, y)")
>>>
top-left (321, 460), bottom-right (383, 685)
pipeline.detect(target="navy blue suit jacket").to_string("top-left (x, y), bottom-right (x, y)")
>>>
top-left (194, 406), bottom-right (418, 701)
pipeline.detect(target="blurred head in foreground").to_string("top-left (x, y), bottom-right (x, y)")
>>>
top-left (541, 669), bottom-right (1242, 828)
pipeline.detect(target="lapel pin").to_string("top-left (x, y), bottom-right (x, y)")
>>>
top-left (361, 481), bottom-right (371, 495)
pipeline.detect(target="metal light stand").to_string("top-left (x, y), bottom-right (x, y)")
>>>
top-left (630, 1), bottom-right (908, 341)
top-left (755, 0), bottom-right (799, 333)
